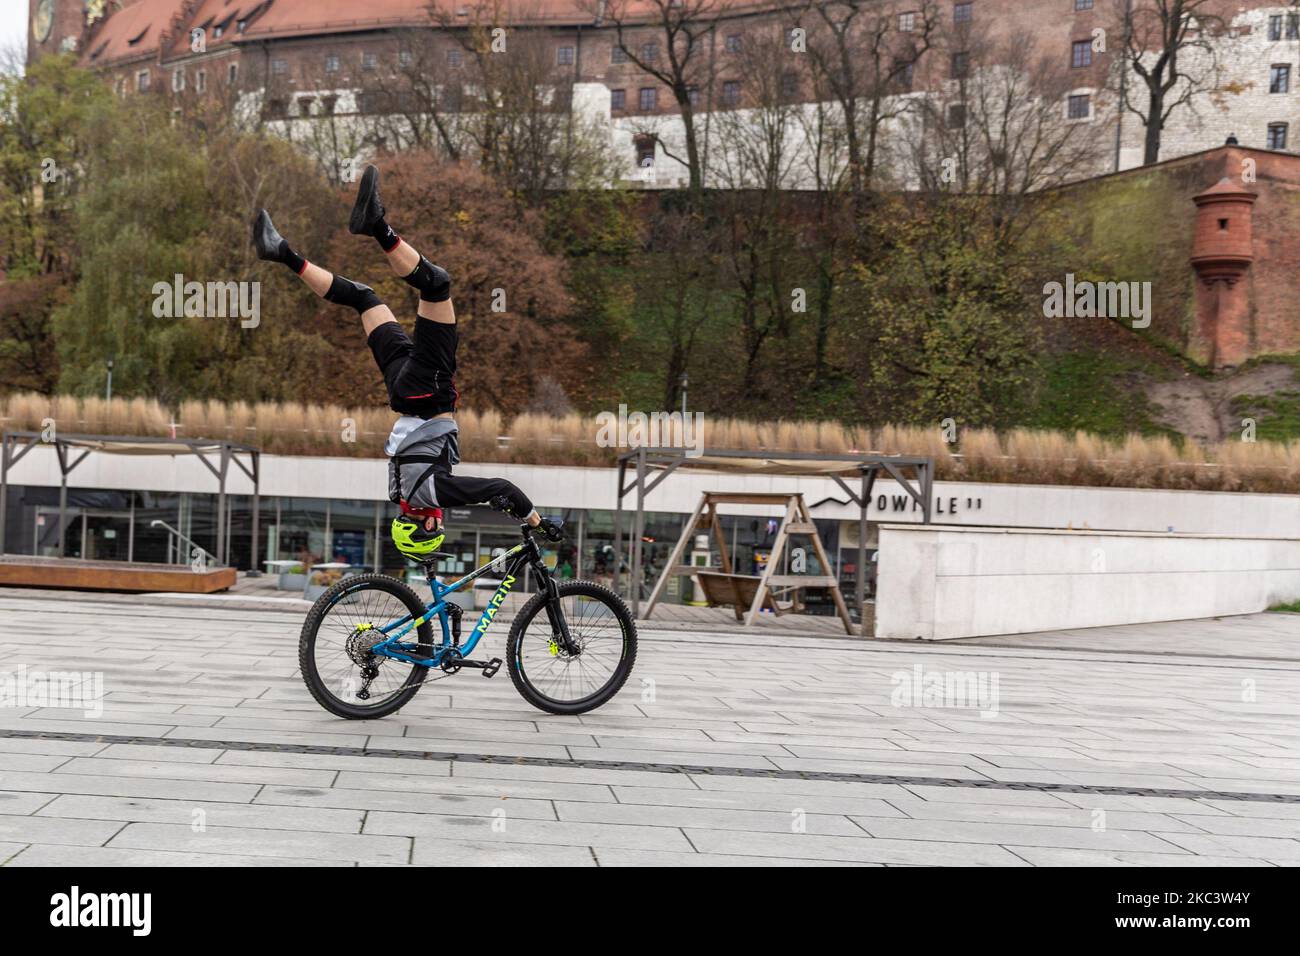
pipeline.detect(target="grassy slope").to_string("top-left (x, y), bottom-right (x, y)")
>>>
top-left (1231, 355), bottom-right (1300, 442)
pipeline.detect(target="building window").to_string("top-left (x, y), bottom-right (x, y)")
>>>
top-left (266, 97), bottom-right (287, 118)
top-left (1075, 0), bottom-right (1092, 10)
top-left (781, 71), bottom-right (798, 98)
top-left (1267, 122), bottom-right (1288, 150)
top-left (136, 70), bottom-right (150, 91)
top-left (325, 54), bottom-right (340, 73)
top-left (725, 34), bottom-right (742, 53)
top-left (1290, 14), bottom-right (1300, 39)
top-left (447, 49), bottom-right (463, 67)
top-left (641, 42), bottom-right (659, 62)
top-left (1270, 64), bottom-right (1291, 94)
top-left (362, 52), bottom-right (378, 71)
top-left (237, 19), bottom-right (248, 33)
top-left (1067, 93), bottom-right (1090, 119)
top-left (1270, 15), bottom-right (1283, 41)
top-left (611, 88), bottom-right (625, 110)
top-left (722, 80), bottom-right (740, 106)
top-left (557, 45), bottom-right (575, 65)
top-left (298, 96), bottom-right (314, 117)
top-left (951, 51), bottom-right (969, 77)
top-left (321, 95), bottom-right (338, 116)
top-left (893, 60), bottom-right (915, 90)
top-left (172, 69), bottom-right (185, 92)
top-left (271, 58), bottom-right (288, 76)
top-left (611, 45), bottom-right (627, 64)
top-left (213, 26), bottom-right (223, 39)
top-left (399, 50), bottom-right (413, 68)
top-left (228, 62), bottom-right (239, 84)
top-left (639, 86), bottom-right (657, 111)
top-left (635, 134), bottom-right (656, 169)
top-left (954, 2), bottom-right (972, 24)
top-left (898, 11), bottom-right (915, 32)
top-left (1072, 39), bottom-right (1092, 68)
top-left (196, 70), bottom-right (207, 93)
top-left (946, 103), bottom-right (966, 128)
top-left (687, 85), bottom-right (700, 108)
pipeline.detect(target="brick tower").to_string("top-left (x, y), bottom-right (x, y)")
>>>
top-left (1189, 177), bottom-right (1257, 370)
top-left (28, 0), bottom-right (110, 64)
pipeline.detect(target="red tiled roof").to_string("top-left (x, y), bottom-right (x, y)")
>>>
top-left (85, 0), bottom-right (770, 66)
top-left (84, 0), bottom-right (187, 65)
top-left (238, 0), bottom-right (587, 38)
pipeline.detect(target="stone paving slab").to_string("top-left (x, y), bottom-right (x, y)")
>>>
top-left (0, 592), bottom-right (1297, 866)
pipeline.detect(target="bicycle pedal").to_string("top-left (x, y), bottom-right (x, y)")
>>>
top-left (481, 658), bottom-right (502, 678)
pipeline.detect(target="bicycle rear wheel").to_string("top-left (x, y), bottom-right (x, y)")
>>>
top-left (298, 573), bottom-right (435, 719)
top-left (506, 581), bottom-right (637, 715)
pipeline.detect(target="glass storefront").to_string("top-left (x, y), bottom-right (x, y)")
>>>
top-left (0, 482), bottom-right (867, 611)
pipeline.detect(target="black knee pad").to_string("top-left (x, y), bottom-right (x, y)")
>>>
top-left (403, 256), bottom-right (451, 303)
top-left (324, 275), bottom-right (383, 314)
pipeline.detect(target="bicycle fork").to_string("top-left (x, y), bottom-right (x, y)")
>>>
top-left (536, 563), bottom-right (580, 655)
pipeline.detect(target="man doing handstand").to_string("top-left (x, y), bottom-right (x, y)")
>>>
top-left (253, 165), bottom-right (559, 559)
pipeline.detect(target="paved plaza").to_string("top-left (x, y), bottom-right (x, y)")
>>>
top-left (0, 590), bottom-right (1298, 867)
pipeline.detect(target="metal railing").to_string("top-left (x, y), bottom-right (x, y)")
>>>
top-left (150, 520), bottom-right (221, 568)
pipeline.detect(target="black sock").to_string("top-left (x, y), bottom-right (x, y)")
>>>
top-left (280, 240), bottom-right (307, 275)
top-left (371, 216), bottom-right (400, 253)
top-left (403, 256), bottom-right (452, 303)
top-left (323, 275), bottom-right (383, 314)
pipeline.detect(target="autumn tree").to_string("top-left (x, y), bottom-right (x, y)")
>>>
top-left (320, 153), bottom-right (592, 413)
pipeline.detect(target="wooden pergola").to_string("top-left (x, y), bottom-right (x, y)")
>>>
top-left (613, 447), bottom-right (934, 636)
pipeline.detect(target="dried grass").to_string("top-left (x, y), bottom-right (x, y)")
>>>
top-left (2, 392), bottom-right (1298, 493)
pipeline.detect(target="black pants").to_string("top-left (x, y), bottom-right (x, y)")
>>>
top-left (367, 319), bottom-right (458, 417)
top-left (434, 474), bottom-right (533, 518)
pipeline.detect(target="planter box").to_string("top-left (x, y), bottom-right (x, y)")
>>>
top-left (279, 572), bottom-right (308, 592)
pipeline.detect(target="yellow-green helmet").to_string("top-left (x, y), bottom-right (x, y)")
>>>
top-left (390, 514), bottom-right (445, 558)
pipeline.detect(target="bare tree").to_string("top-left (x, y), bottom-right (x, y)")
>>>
top-left (710, 27), bottom-right (805, 396)
top-left (431, 0), bottom-right (611, 200)
top-left (908, 27), bottom-right (1110, 242)
top-left (790, 0), bottom-right (940, 194)
top-left (358, 30), bottom-right (465, 158)
top-left (1112, 0), bottom-right (1233, 165)
top-left (711, 28), bottom-right (803, 191)
top-left (581, 0), bottom-right (721, 191)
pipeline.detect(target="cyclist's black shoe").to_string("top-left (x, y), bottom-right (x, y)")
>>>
top-left (349, 164), bottom-right (386, 236)
top-left (538, 517), bottom-right (564, 542)
top-left (252, 209), bottom-right (289, 262)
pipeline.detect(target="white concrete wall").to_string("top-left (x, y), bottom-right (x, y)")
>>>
top-left (875, 524), bottom-right (1300, 640)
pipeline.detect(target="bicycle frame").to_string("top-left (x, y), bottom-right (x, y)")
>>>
top-left (332, 526), bottom-right (570, 669)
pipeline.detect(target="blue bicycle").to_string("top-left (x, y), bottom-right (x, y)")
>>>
top-left (297, 519), bottom-right (637, 716)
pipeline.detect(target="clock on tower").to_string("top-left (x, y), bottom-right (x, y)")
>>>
top-left (32, 0), bottom-right (56, 46)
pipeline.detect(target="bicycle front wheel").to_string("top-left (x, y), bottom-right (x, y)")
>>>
top-left (506, 581), bottom-right (637, 715)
